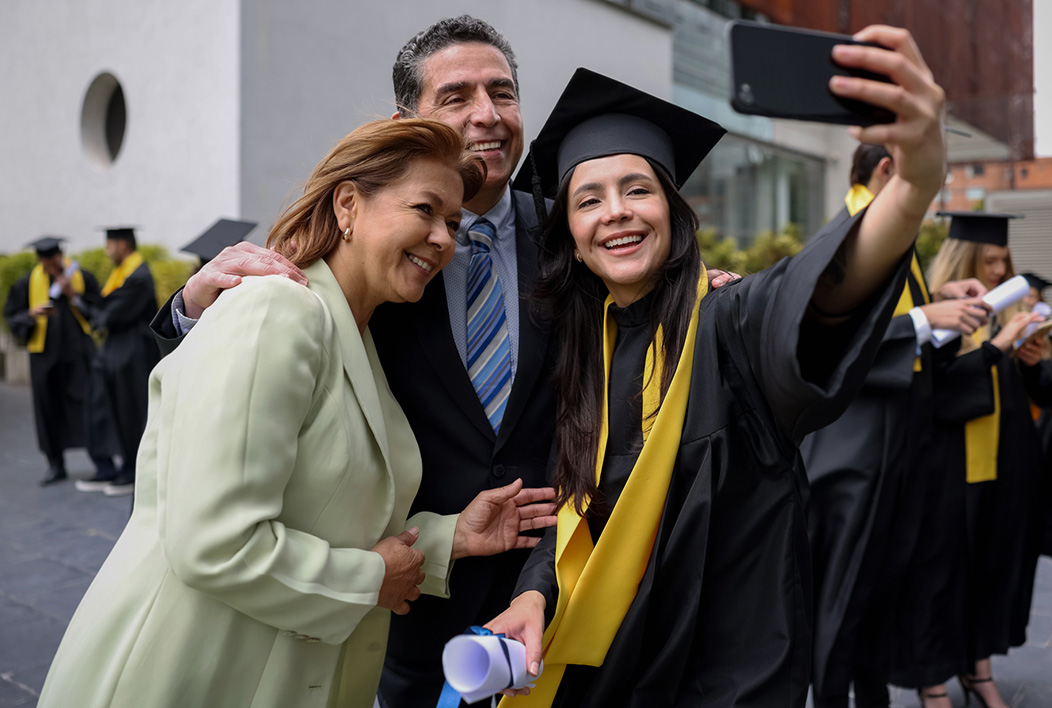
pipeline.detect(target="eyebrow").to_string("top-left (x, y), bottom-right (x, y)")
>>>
top-left (432, 77), bottom-right (517, 100)
top-left (570, 172), bottom-right (655, 199)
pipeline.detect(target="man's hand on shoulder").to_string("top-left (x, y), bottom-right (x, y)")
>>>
top-left (183, 243), bottom-right (307, 319)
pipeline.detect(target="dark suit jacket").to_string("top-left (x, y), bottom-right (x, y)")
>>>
top-left (371, 189), bottom-right (556, 705)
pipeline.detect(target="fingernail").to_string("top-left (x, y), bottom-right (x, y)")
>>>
top-left (530, 662), bottom-right (540, 675)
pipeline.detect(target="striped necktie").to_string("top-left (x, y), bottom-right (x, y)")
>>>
top-left (466, 219), bottom-right (512, 432)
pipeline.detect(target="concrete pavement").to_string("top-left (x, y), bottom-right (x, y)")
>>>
top-left (1, 379), bottom-right (1050, 707)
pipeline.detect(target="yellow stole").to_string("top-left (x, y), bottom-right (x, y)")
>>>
top-left (965, 324), bottom-right (1000, 483)
top-left (102, 251), bottom-right (144, 296)
top-left (502, 273), bottom-right (708, 708)
top-left (846, 184), bottom-right (930, 371)
top-left (27, 259), bottom-right (90, 353)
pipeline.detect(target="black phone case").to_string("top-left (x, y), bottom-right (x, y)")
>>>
top-left (727, 20), bottom-right (895, 126)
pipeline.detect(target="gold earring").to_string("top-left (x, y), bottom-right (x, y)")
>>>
top-left (575, 252), bottom-right (583, 262)
top-left (342, 227), bottom-right (351, 242)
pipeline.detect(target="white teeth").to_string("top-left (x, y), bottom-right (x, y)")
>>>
top-left (407, 254), bottom-right (432, 272)
top-left (604, 235), bottom-right (643, 249)
top-left (471, 141), bottom-right (501, 151)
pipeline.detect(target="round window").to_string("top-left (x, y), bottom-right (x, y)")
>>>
top-left (81, 72), bottom-right (127, 167)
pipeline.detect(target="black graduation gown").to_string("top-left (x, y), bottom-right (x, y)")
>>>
top-left (887, 339), bottom-right (990, 688)
top-left (82, 262), bottom-right (160, 470)
top-left (966, 340), bottom-right (1052, 661)
top-left (513, 209), bottom-right (910, 708)
top-left (799, 262), bottom-right (933, 698)
top-left (3, 270), bottom-right (113, 461)
top-left (1029, 361), bottom-right (1052, 558)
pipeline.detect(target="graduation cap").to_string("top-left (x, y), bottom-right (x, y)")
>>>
top-left (180, 218), bottom-right (258, 263)
top-left (1022, 272), bottom-right (1052, 293)
top-left (103, 227), bottom-right (137, 243)
top-left (26, 236), bottom-right (66, 258)
top-left (511, 68), bottom-right (726, 206)
top-left (935, 211), bottom-right (1019, 247)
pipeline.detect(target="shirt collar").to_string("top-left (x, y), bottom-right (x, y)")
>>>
top-left (458, 188), bottom-right (514, 246)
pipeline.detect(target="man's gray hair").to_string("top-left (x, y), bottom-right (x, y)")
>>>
top-left (392, 15), bottom-right (519, 115)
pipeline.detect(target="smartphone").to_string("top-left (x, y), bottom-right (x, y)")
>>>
top-left (727, 20), bottom-right (895, 126)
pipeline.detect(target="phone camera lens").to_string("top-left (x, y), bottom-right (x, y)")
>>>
top-left (738, 83), bottom-right (754, 105)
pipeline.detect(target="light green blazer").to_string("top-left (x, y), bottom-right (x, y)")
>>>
top-left (38, 260), bottom-right (458, 708)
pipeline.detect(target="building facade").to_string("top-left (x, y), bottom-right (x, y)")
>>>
top-left (0, 0), bottom-right (1035, 257)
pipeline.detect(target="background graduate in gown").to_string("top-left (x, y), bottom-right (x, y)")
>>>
top-left (914, 212), bottom-right (1051, 708)
top-left (485, 24), bottom-right (948, 708)
top-left (2, 237), bottom-right (118, 486)
top-left (76, 227), bottom-right (160, 497)
top-left (801, 145), bottom-right (991, 708)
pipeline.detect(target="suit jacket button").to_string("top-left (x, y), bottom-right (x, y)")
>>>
top-left (492, 464), bottom-right (505, 478)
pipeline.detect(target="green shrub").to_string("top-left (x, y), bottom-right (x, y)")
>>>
top-left (916, 220), bottom-right (949, 274)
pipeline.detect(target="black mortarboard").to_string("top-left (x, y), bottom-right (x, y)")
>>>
top-left (511, 68), bottom-right (726, 201)
top-left (935, 211), bottom-right (1019, 247)
top-left (1022, 272), bottom-right (1052, 292)
top-left (180, 218), bottom-right (257, 263)
top-left (26, 237), bottom-right (65, 258)
top-left (104, 227), bottom-right (137, 243)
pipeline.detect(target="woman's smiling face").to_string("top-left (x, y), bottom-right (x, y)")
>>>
top-left (566, 154), bottom-right (671, 306)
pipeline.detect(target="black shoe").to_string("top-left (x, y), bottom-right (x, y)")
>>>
top-left (40, 465), bottom-right (67, 486)
top-left (959, 675), bottom-right (994, 708)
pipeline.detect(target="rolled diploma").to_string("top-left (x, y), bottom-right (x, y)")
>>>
top-left (931, 274), bottom-right (1030, 348)
top-left (442, 634), bottom-right (541, 704)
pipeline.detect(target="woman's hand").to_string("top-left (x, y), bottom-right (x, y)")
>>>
top-left (991, 311), bottom-right (1044, 352)
top-left (1017, 338), bottom-right (1044, 366)
top-left (485, 591), bottom-right (547, 695)
top-left (935, 278), bottom-right (988, 302)
top-left (831, 26), bottom-right (946, 214)
top-left (373, 528), bottom-right (426, 615)
top-left (920, 297), bottom-right (990, 335)
top-left (183, 242), bottom-right (308, 319)
top-left (452, 479), bottom-right (557, 560)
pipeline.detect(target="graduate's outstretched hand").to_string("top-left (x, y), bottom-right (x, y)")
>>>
top-left (182, 242), bottom-right (308, 319)
top-left (920, 297), bottom-right (990, 335)
top-left (373, 528), bottom-right (426, 615)
top-left (452, 479), bottom-right (557, 559)
top-left (935, 278), bottom-right (987, 302)
top-left (485, 590), bottom-right (546, 695)
top-left (830, 25), bottom-right (946, 216)
top-left (991, 311), bottom-right (1044, 352)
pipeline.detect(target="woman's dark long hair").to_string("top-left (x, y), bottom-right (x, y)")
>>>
top-left (534, 157), bottom-right (702, 514)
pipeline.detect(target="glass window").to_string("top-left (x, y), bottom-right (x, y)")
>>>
top-left (681, 134), bottom-right (825, 243)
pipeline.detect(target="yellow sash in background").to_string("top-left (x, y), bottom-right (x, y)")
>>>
top-left (27, 259), bottom-right (89, 353)
top-left (101, 251), bottom-right (143, 296)
top-left (965, 326), bottom-right (1000, 483)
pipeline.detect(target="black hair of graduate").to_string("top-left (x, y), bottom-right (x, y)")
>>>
top-left (534, 158), bottom-right (702, 514)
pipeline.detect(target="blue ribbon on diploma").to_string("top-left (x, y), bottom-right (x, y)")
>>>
top-left (437, 626), bottom-right (515, 708)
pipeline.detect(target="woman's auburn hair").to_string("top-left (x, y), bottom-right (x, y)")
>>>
top-left (266, 118), bottom-right (485, 268)
top-left (533, 157), bottom-right (702, 515)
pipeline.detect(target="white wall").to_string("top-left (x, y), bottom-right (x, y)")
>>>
top-left (237, 0), bottom-right (673, 241)
top-left (0, 0), bottom-right (241, 256)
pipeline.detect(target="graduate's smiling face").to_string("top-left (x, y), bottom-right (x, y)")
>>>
top-left (567, 154), bottom-right (671, 307)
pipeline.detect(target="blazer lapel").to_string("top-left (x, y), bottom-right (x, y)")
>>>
top-left (413, 272), bottom-right (496, 441)
top-left (306, 260), bottom-right (393, 469)
top-left (495, 192), bottom-right (551, 451)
